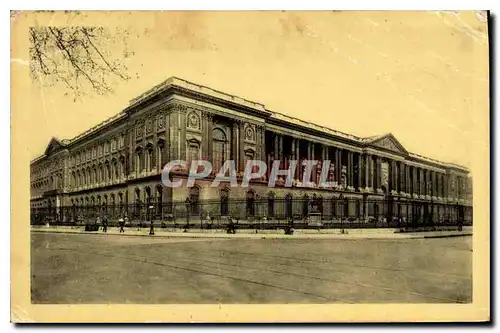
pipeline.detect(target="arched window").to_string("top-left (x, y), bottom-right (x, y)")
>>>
top-left (105, 162), bottom-right (110, 182)
top-left (145, 144), bottom-right (154, 171)
top-left (157, 140), bottom-right (165, 170)
top-left (112, 159), bottom-right (118, 180)
top-left (119, 156), bottom-right (125, 178)
top-left (186, 139), bottom-right (200, 170)
top-left (135, 147), bottom-right (143, 172)
top-left (220, 188), bottom-right (229, 216)
top-left (246, 191), bottom-right (255, 217)
top-left (212, 128), bottom-right (227, 174)
top-left (189, 186), bottom-right (200, 215)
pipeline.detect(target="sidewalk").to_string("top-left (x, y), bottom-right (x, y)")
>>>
top-left (31, 225), bottom-right (473, 240)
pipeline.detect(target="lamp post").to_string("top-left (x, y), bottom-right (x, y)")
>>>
top-left (339, 194), bottom-right (344, 233)
top-left (149, 205), bottom-right (155, 235)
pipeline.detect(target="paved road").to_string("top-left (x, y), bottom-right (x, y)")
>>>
top-left (31, 232), bottom-right (472, 304)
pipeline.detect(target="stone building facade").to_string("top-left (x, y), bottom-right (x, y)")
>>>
top-left (30, 77), bottom-right (472, 222)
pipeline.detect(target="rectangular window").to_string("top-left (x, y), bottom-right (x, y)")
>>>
top-left (187, 144), bottom-right (200, 170)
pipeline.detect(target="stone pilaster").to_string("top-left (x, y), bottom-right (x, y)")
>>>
top-left (179, 108), bottom-right (187, 161)
top-left (238, 121), bottom-right (245, 172)
top-left (232, 124), bottom-right (239, 169)
top-left (258, 125), bottom-right (265, 162)
top-left (335, 148), bottom-right (342, 185)
top-left (201, 112), bottom-right (212, 161)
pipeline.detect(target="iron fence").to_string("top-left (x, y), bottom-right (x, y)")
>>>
top-left (31, 197), bottom-right (472, 230)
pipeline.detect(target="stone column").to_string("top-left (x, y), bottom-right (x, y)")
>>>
top-left (335, 148), bottom-right (342, 185)
top-left (238, 121), bottom-right (245, 173)
top-left (291, 138), bottom-right (297, 181)
top-left (295, 138), bottom-right (300, 181)
top-left (376, 156), bottom-right (382, 192)
top-left (346, 151), bottom-right (352, 189)
top-left (406, 164), bottom-right (410, 194)
top-left (357, 153), bottom-right (363, 191)
top-left (278, 133), bottom-right (284, 160)
top-left (273, 132), bottom-right (279, 160)
top-left (441, 173), bottom-right (446, 198)
top-left (419, 168), bottom-right (425, 197)
top-left (438, 173), bottom-right (442, 198)
top-left (411, 166), bottom-right (419, 196)
top-left (427, 170), bottom-right (432, 198)
top-left (364, 153), bottom-right (371, 191)
top-left (310, 142), bottom-right (316, 183)
top-left (424, 169), bottom-right (428, 197)
top-left (431, 171), bottom-right (436, 198)
top-left (399, 162), bottom-right (405, 194)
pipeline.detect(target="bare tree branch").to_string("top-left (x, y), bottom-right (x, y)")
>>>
top-left (29, 26), bottom-right (131, 99)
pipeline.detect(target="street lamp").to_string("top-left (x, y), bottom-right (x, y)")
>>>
top-left (339, 194), bottom-right (344, 233)
top-left (149, 205), bottom-right (155, 235)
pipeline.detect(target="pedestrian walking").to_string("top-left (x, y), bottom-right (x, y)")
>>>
top-left (96, 216), bottom-right (101, 231)
top-left (118, 217), bottom-right (125, 233)
top-left (149, 220), bottom-right (155, 236)
top-left (102, 215), bottom-right (108, 233)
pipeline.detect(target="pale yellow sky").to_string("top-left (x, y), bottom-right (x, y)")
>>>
top-left (12, 11), bottom-right (489, 172)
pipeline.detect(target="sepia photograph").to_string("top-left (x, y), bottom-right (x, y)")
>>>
top-left (11, 10), bottom-right (490, 322)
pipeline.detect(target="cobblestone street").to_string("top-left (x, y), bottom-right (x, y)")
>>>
top-left (31, 231), bottom-right (472, 304)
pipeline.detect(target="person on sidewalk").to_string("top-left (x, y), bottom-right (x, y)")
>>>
top-left (149, 220), bottom-right (155, 236)
top-left (96, 216), bottom-right (101, 232)
top-left (118, 217), bottom-right (125, 233)
top-left (102, 215), bottom-right (108, 233)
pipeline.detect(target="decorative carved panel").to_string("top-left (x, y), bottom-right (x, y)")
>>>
top-left (135, 122), bottom-right (144, 140)
top-left (157, 114), bottom-right (165, 131)
top-left (187, 111), bottom-right (201, 131)
top-left (146, 118), bottom-right (154, 135)
top-left (244, 124), bottom-right (256, 143)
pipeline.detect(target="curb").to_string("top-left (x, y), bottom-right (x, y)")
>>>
top-left (31, 228), bottom-right (472, 240)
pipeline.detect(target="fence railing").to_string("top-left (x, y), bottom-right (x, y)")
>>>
top-left (31, 197), bottom-right (472, 230)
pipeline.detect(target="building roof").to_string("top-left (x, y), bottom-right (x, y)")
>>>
top-left (30, 76), bottom-right (470, 173)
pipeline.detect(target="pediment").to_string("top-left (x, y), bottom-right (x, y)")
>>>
top-left (369, 134), bottom-right (408, 155)
top-left (44, 137), bottom-right (65, 156)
